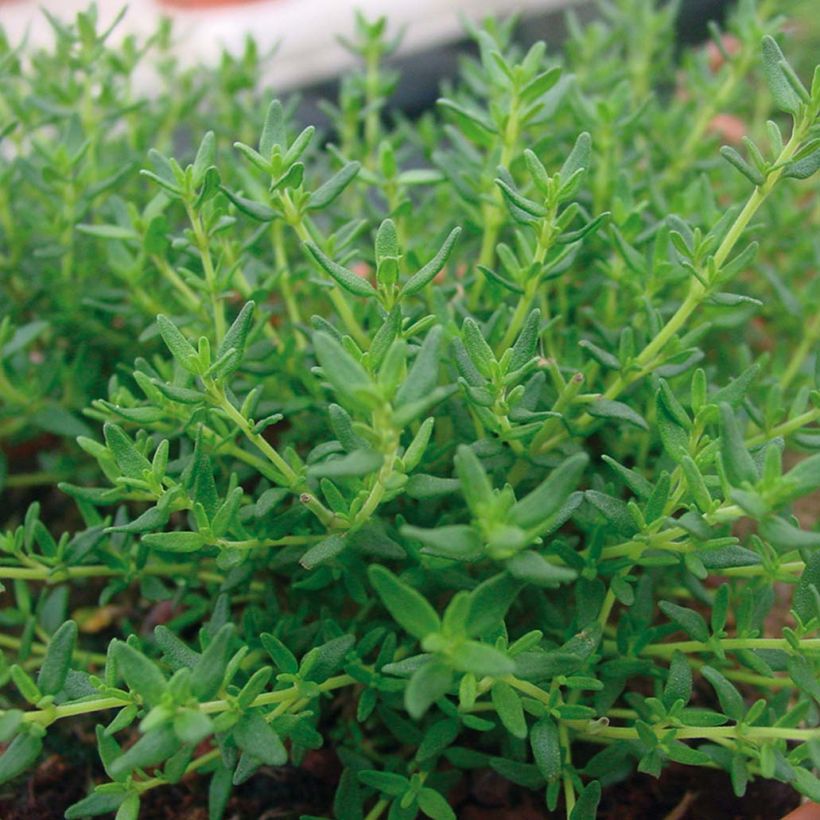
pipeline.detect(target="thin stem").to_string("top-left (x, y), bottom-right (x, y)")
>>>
top-left (533, 115), bottom-right (813, 455)
top-left (364, 798), bottom-right (389, 820)
top-left (208, 383), bottom-right (298, 487)
top-left (779, 309), bottom-right (820, 390)
top-left (187, 208), bottom-right (226, 345)
top-left (566, 720), bottom-right (820, 743)
top-left (602, 637), bottom-right (820, 656)
top-left (283, 198), bottom-right (370, 349)
top-left (22, 674), bottom-right (355, 727)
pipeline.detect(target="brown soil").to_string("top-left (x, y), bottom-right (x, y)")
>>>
top-left (0, 743), bottom-right (804, 820)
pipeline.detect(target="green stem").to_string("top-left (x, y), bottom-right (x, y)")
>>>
top-left (779, 309), bottom-right (820, 390)
top-left (603, 637), bottom-right (820, 656)
top-left (0, 633), bottom-right (107, 667)
top-left (4, 471), bottom-right (65, 489)
top-left (559, 721), bottom-right (576, 817)
top-left (567, 720), bottom-right (820, 743)
top-left (22, 673), bottom-right (355, 727)
top-left (471, 92), bottom-right (520, 307)
top-left (534, 115), bottom-right (813, 455)
top-left (364, 798), bottom-right (389, 820)
top-left (285, 204), bottom-right (370, 349)
top-left (187, 210), bottom-right (226, 344)
top-left (208, 383), bottom-right (298, 487)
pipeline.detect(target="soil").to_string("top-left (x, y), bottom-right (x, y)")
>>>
top-left (0, 740), bottom-right (806, 820)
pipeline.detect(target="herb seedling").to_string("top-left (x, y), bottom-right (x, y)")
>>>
top-left (0, 3), bottom-right (819, 819)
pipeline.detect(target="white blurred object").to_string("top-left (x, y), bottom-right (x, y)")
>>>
top-left (0, 0), bottom-right (579, 90)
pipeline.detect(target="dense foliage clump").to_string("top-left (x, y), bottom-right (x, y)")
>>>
top-left (0, 3), bottom-right (819, 818)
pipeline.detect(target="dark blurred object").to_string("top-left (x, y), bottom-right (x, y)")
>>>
top-left (297, 0), bottom-right (734, 128)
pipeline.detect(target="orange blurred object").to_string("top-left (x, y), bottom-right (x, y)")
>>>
top-left (156, 0), bottom-right (272, 7)
top-left (782, 804), bottom-right (820, 820)
top-left (708, 112), bottom-right (746, 145)
top-left (706, 34), bottom-right (741, 73)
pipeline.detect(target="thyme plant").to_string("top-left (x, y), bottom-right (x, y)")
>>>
top-left (1, 3), bottom-right (819, 818)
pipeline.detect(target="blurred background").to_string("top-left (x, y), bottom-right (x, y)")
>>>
top-left (0, 0), bottom-right (736, 96)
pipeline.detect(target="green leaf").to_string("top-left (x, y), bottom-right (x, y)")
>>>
top-left (104, 424), bottom-right (151, 480)
top-left (559, 132), bottom-right (592, 183)
top-left (313, 331), bottom-right (373, 400)
top-left (680, 455), bottom-right (712, 512)
top-left (416, 718), bottom-right (460, 762)
top-left (570, 780), bottom-right (602, 820)
top-left (155, 626), bottom-right (200, 670)
top-left (719, 403), bottom-right (758, 486)
top-left (405, 660), bottom-right (452, 719)
top-left (307, 161), bottom-right (361, 210)
top-left (505, 550), bottom-right (577, 587)
top-left (489, 757), bottom-right (545, 788)
top-left (782, 454), bottom-right (820, 499)
top-left (208, 764), bottom-right (233, 820)
top-left (531, 717), bottom-right (561, 782)
top-left (233, 712), bottom-right (287, 766)
top-left (658, 601), bottom-right (709, 643)
top-left (0, 732), bottom-right (43, 785)
top-left (220, 186), bottom-right (277, 221)
top-left (400, 228), bottom-right (461, 296)
top-left (174, 709), bottom-right (213, 746)
top-left (157, 315), bottom-right (200, 373)
top-left (466, 573), bottom-right (521, 637)
top-left (304, 242), bottom-right (377, 298)
top-left (358, 770), bottom-right (409, 796)
top-left (37, 619), bottom-right (77, 695)
top-left (508, 309), bottom-right (541, 373)
top-left (368, 566), bottom-right (441, 640)
top-left (495, 178), bottom-right (546, 218)
top-left (793, 553), bottom-right (820, 624)
top-left (602, 455), bottom-right (653, 498)
top-left (787, 654), bottom-right (820, 702)
top-left (454, 444), bottom-right (494, 517)
top-left (782, 147), bottom-right (820, 180)
top-left (300, 533), bottom-right (347, 569)
top-left (720, 146), bottom-right (766, 186)
top-left (405, 475), bottom-right (460, 499)
top-left (701, 665), bottom-right (745, 721)
top-left (477, 264), bottom-right (524, 294)
top-left (656, 391), bottom-right (689, 463)
top-left (259, 100), bottom-right (285, 157)
top-left (113, 641), bottom-right (167, 706)
top-left (761, 35), bottom-right (802, 115)
top-left (192, 130), bottom-right (215, 186)
top-left (66, 790), bottom-right (129, 819)
top-left (417, 786), bottom-right (456, 820)
top-left (663, 652), bottom-right (692, 709)
top-left (587, 399), bottom-right (648, 431)
top-left (520, 66), bottom-right (561, 103)
top-left (308, 450), bottom-right (383, 479)
top-left (585, 490), bottom-right (636, 537)
top-left (375, 218), bottom-right (399, 261)
top-left (794, 767), bottom-right (820, 802)
top-left (109, 725), bottom-right (180, 778)
top-left (395, 327), bottom-right (443, 407)
top-left (492, 681), bottom-right (527, 739)
top-left (451, 641), bottom-right (514, 676)
top-left (192, 624), bottom-right (234, 700)
top-left (758, 515), bottom-right (820, 552)
top-left (142, 531), bottom-right (208, 553)
top-left (401, 524), bottom-right (483, 561)
top-left (216, 301), bottom-right (254, 373)
top-left (0, 711), bottom-right (23, 744)
top-left (260, 633), bottom-right (299, 674)
top-left (509, 453), bottom-right (588, 530)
